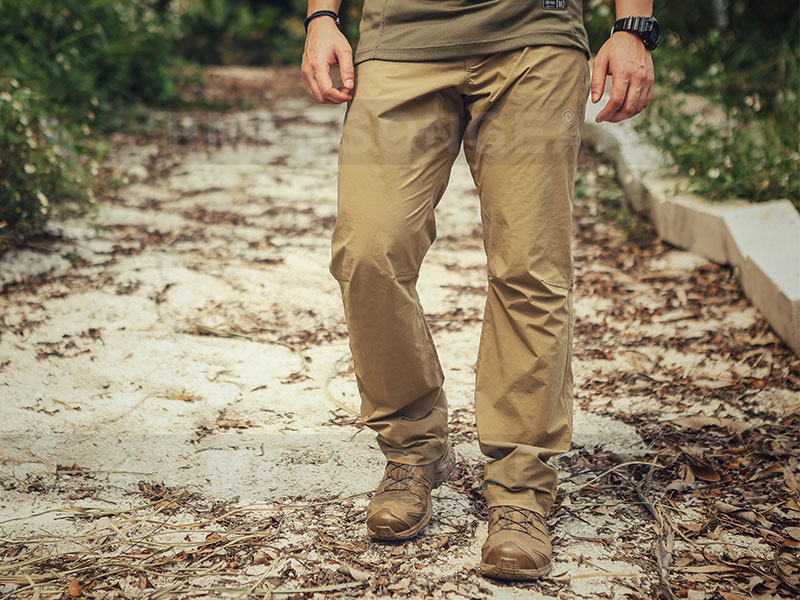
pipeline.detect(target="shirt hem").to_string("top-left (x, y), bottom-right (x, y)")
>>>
top-left (354, 30), bottom-right (590, 65)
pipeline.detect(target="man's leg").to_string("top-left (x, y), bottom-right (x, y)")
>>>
top-left (461, 45), bottom-right (590, 578)
top-left (331, 58), bottom-right (465, 538)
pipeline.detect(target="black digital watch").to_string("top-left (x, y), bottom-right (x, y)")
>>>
top-left (612, 16), bottom-right (661, 51)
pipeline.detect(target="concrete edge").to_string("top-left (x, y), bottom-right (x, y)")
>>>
top-left (582, 99), bottom-right (800, 356)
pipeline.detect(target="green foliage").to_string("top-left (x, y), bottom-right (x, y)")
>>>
top-left (177, 0), bottom-right (306, 65)
top-left (642, 96), bottom-right (798, 207)
top-left (0, 0), bottom-right (180, 246)
top-left (0, 79), bottom-right (102, 246)
top-left (585, 0), bottom-right (799, 206)
top-left (175, 0), bottom-right (363, 66)
top-left (0, 1), bottom-right (180, 119)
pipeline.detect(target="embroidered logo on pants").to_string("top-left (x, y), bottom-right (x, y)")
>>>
top-left (561, 108), bottom-right (576, 129)
top-left (543, 0), bottom-right (567, 10)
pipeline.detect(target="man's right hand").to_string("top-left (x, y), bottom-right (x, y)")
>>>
top-left (301, 18), bottom-right (354, 104)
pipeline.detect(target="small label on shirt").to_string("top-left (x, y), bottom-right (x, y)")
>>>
top-left (543, 0), bottom-right (567, 10)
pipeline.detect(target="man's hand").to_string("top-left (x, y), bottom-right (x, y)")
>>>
top-left (301, 18), bottom-right (354, 105)
top-left (591, 32), bottom-right (655, 123)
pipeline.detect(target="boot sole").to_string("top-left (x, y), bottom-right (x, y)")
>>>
top-left (367, 445), bottom-right (456, 542)
top-left (480, 558), bottom-right (551, 581)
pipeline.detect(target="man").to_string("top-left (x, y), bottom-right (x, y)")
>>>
top-left (302, 0), bottom-right (656, 581)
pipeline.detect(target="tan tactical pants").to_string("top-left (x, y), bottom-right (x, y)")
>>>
top-left (330, 45), bottom-right (590, 517)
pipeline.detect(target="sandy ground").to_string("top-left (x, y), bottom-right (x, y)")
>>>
top-left (1, 74), bottom-right (798, 600)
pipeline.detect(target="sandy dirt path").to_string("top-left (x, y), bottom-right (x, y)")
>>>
top-left (1, 69), bottom-right (798, 599)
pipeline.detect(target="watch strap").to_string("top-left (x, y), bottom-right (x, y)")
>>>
top-left (613, 16), bottom-right (655, 35)
top-left (304, 10), bottom-right (341, 32)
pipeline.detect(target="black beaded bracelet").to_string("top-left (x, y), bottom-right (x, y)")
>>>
top-left (304, 10), bottom-right (341, 32)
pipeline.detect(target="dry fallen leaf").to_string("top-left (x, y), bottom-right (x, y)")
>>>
top-left (674, 564), bottom-right (738, 574)
top-left (720, 593), bottom-right (748, 600)
top-left (715, 501), bottom-right (760, 525)
top-left (205, 531), bottom-right (222, 542)
top-left (692, 378), bottom-right (735, 389)
top-left (254, 548), bottom-right (280, 564)
top-left (67, 578), bottom-right (82, 597)
top-left (637, 270), bottom-right (685, 281)
top-left (783, 465), bottom-right (799, 492)
top-left (784, 527), bottom-right (800, 542)
top-left (336, 564), bottom-right (371, 582)
top-left (137, 574), bottom-right (152, 590)
top-left (749, 463), bottom-right (783, 482)
top-left (690, 463), bottom-right (721, 482)
top-left (653, 309), bottom-right (696, 323)
top-left (671, 416), bottom-right (749, 432)
top-left (680, 521), bottom-right (703, 533)
top-left (216, 417), bottom-right (252, 429)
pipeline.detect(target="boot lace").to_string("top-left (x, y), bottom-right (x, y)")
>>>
top-left (496, 506), bottom-right (537, 534)
top-left (382, 463), bottom-right (421, 492)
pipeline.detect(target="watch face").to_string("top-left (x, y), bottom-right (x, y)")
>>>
top-left (647, 19), bottom-right (661, 49)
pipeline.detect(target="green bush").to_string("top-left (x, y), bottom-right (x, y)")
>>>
top-left (0, 0), bottom-right (181, 247)
top-left (585, 0), bottom-right (799, 206)
top-left (0, 1), bottom-right (180, 120)
top-left (643, 97), bottom-right (798, 205)
top-left (175, 0), bottom-right (363, 66)
top-left (0, 79), bottom-right (101, 245)
top-left (177, 0), bottom-right (306, 65)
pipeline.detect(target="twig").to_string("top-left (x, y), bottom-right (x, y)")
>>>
top-left (193, 322), bottom-right (307, 377)
top-left (562, 461), bottom-right (665, 496)
top-left (323, 352), bottom-right (359, 416)
top-left (625, 473), bottom-right (678, 600)
top-left (549, 571), bottom-right (640, 582)
top-left (0, 489), bottom-right (186, 526)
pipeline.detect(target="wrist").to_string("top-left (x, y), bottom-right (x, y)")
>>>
top-left (611, 30), bottom-right (645, 44)
top-left (614, 1), bottom-right (654, 20)
top-left (307, 16), bottom-right (338, 33)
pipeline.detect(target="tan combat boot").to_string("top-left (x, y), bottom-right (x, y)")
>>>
top-left (366, 444), bottom-right (455, 541)
top-left (480, 506), bottom-right (552, 580)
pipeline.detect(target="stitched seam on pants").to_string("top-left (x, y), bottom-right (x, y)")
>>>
top-left (559, 292), bottom-right (575, 418)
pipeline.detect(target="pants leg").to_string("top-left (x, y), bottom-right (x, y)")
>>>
top-left (462, 46), bottom-right (590, 515)
top-left (331, 59), bottom-right (466, 465)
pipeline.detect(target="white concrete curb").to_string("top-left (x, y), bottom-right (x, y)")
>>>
top-left (582, 98), bottom-right (800, 355)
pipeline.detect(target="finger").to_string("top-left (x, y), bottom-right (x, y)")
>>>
top-left (301, 62), bottom-right (319, 102)
top-left (305, 63), bottom-right (338, 104)
top-left (633, 80), bottom-right (650, 116)
top-left (590, 52), bottom-right (609, 103)
top-left (336, 44), bottom-right (355, 90)
top-left (302, 62), bottom-right (326, 104)
top-left (642, 80), bottom-right (654, 111)
top-left (611, 80), bottom-right (643, 122)
top-left (596, 75), bottom-right (629, 123)
top-left (315, 59), bottom-right (350, 104)
top-left (631, 67), bottom-right (653, 117)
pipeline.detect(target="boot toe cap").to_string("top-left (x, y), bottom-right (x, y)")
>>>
top-left (367, 508), bottom-right (412, 535)
top-left (484, 541), bottom-right (541, 570)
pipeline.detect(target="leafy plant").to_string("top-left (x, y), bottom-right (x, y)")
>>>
top-left (585, 0), bottom-right (799, 206)
top-left (641, 96), bottom-right (798, 206)
top-left (0, 1), bottom-right (180, 120)
top-left (0, 79), bottom-right (102, 247)
top-left (177, 0), bottom-right (305, 65)
top-left (0, 0), bottom-right (180, 247)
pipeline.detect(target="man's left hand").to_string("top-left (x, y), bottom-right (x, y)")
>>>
top-left (591, 32), bottom-right (655, 123)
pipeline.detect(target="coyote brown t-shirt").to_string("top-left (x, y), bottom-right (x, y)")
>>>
top-left (354, 0), bottom-right (590, 64)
